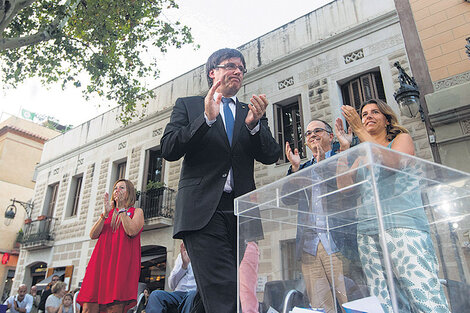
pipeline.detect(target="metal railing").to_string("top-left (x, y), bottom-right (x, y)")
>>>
top-left (22, 217), bottom-right (56, 246)
top-left (139, 187), bottom-right (175, 219)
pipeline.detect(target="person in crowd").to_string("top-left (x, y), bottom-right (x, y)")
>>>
top-left (336, 99), bottom-right (450, 313)
top-left (284, 119), bottom-right (362, 312)
top-left (160, 48), bottom-right (280, 313)
top-left (77, 179), bottom-right (144, 313)
top-left (3, 284), bottom-right (33, 313)
top-left (71, 289), bottom-right (80, 313)
top-left (45, 282), bottom-right (67, 313)
top-left (30, 285), bottom-right (40, 313)
top-left (39, 276), bottom-right (60, 313)
top-left (147, 242), bottom-right (196, 313)
top-left (57, 294), bottom-right (74, 313)
top-left (137, 288), bottom-right (149, 313)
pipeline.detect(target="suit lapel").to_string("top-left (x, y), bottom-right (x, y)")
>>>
top-left (232, 100), bottom-right (248, 148)
top-left (214, 114), bottom-right (230, 147)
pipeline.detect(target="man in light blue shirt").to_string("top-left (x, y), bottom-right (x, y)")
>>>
top-left (3, 285), bottom-right (33, 313)
top-left (285, 119), bottom-right (348, 313)
top-left (147, 243), bottom-right (197, 313)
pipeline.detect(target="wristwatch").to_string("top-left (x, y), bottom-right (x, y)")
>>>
top-left (118, 208), bottom-right (127, 215)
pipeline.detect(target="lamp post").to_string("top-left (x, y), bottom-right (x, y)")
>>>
top-left (466, 37), bottom-right (470, 60)
top-left (393, 61), bottom-right (424, 121)
top-left (3, 198), bottom-right (33, 226)
top-left (393, 61), bottom-right (441, 163)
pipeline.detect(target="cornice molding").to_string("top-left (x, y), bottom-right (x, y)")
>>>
top-left (429, 104), bottom-right (470, 126)
top-left (35, 107), bottom-right (173, 172)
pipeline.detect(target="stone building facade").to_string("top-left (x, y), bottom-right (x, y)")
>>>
top-left (0, 117), bottom-right (59, 300)
top-left (403, 0), bottom-right (470, 285)
top-left (407, 0), bottom-right (470, 171)
top-left (11, 0), bottom-right (468, 305)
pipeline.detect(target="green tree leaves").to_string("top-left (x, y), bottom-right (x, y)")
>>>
top-left (1, 0), bottom-right (196, 125)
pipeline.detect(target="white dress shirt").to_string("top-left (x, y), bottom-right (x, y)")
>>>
top-left (204, 92), bottom-right (260, 192)
top-left (3, 294), bottom-right (33, 313)
top-left (168, 253), bottom-right (197, 292)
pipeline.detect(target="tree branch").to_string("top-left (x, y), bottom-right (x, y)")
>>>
top-left (0, 0), bottom-right (37, 34)
top-left (0, 29), bottom-right (51, 49)
top-left (0, 0), bottom-right (80, 50)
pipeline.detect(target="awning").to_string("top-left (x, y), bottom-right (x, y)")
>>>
top-left (36, 270), bottom-right (65, 290)
top-left (141, 254), bottom-right (167, 263)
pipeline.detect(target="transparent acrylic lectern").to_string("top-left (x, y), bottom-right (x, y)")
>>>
top-left (236, 142), bottom-right (470, 313)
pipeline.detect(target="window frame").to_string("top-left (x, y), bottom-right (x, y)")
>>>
top-left (65, 174), bottom-right (83, 218)
top-left (341, 71), bottom-right (386, 111)
top-left (44, 182), bottom-right (59, 217)
top-left (273, 95), bottom-right (305, 164)
top-left (142, 147), bottom-right (165, 188)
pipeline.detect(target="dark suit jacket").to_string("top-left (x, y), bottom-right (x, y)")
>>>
top-left (161, 96), bottom-right (281, 239)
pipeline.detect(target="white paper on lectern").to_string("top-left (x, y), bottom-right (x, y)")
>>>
top-left (290, 307), bottom-right (325, 313)
top-left (342, 296), bottom-right (385, 313)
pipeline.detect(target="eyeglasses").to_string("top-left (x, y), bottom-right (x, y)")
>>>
top-left (215, 63), bottom-right (247, 74)
top-left (304, 128), bottom-right (330, 137)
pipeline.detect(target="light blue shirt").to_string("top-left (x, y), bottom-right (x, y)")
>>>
top-left (169, 253), bottom-right (197, 292)
top-left (303, 149), bottom-right (339, 256)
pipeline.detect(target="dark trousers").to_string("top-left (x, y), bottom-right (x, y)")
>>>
top-left (183, 192), bottom-right (237, 313)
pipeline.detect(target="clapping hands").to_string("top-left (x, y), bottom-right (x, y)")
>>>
top-left (334, 117), bottom-right (353, 151)
top-left (103, 192), bottom-right (112, 215)
top-left (285, 142), bottom-right (301, 172)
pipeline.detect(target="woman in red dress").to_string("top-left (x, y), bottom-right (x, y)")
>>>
top-left (78, 179), bottom-right (144, 313)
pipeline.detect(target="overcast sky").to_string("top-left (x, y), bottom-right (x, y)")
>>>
top-left (0, 0), bottom-right (333, 126)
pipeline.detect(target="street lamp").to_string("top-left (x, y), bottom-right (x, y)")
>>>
top-left (3, 198), bottom-right (33, 226)
top-left (393, 61), bottom-right (424, 121)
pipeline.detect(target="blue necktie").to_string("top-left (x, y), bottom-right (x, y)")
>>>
top-left (222, 97), bottom-right (235, 145)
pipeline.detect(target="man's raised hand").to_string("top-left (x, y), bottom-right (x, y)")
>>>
top-left (205, 80), bottom-right (222, 121)
top-left (285, 141), bottom-right (301, 172)
top-left (246, 94), bottom-right (268, 129)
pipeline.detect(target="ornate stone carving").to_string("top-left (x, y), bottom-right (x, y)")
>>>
top-left (433, 71), bottom-right (470, 91)
top-left (461, 119), bottom-right (470, 135)
top-left (278, 77), bottom-right (294, 90)
top-left (298, 59), bottom-right (338, 82)
top-left (118, 141), bottom-right (127, 150)
top-left (367, 35), bottom-right (402, 54)
top-left (344, 49), bottom-right (364, 64)
top-left (152, 128), bottom-right (163, 137)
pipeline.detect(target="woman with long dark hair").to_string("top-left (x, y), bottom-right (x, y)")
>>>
top-left (335, 99), bottom-right (450, 313)
top-left (77, 179), bottom-right (144, 313)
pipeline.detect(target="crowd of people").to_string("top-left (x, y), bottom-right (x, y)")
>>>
top-left (3, 279), bottom-right (79, 313)
top-left (4, 47), bottom-right (451, 313)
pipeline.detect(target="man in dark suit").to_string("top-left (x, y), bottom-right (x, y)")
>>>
top-left (161, 48), bottom-right (280, 313)
top-left (285, 119), bottom-right (362, 312)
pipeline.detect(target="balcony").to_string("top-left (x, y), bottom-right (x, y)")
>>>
top-left (139, 187), bottom-right (175, 230)
top-left (22, 217), bottom-right (56, 250)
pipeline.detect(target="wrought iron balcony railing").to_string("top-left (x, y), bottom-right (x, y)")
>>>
top-left (140, 187), bottom-right (175, 220)
top-left (22, 217), bottom-right (56, 250)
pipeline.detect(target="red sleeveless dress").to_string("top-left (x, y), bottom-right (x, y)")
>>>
top-left (77, 207), bottom-right (142, 311)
